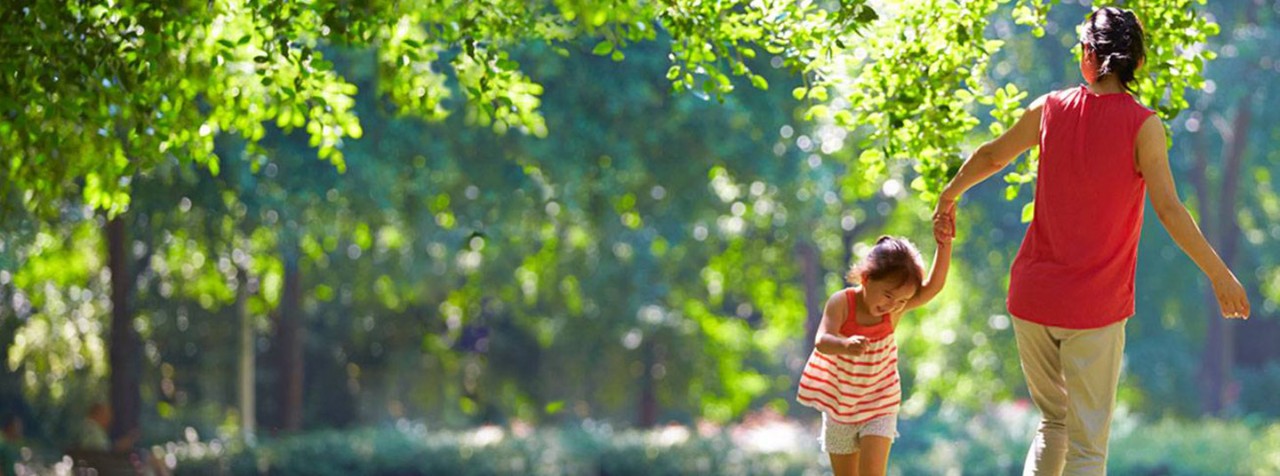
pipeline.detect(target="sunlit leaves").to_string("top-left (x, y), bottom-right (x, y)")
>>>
top-left (660, 0), bottom-right (873, 102)
top-left (1, 0), bottom-right (881, 217)
top-left (454, 47), bottom-right (549, 137)
top-left (820, 0), bottom-right (1000, 203)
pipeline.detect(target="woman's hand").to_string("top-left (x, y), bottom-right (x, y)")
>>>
top-left (1210, 271), bottom-right (1250, 319)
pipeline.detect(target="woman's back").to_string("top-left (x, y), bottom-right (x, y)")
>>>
top-left (1007, 86), bottom-right (1154, 329)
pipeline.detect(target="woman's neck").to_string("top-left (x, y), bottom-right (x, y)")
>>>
top-left (1086, 75), bottom-right (1125, 95)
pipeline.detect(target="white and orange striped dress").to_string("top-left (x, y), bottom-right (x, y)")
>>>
top-left (797, 288), bottom-right (901, 425)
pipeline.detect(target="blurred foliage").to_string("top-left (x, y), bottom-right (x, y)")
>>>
top-left (102, 414), bottom-right (1280, 475)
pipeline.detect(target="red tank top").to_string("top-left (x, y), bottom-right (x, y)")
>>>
top-left (839, 288), bottom-right (894, 339)
top-left (1007, 86), bottom-right (1155, 329)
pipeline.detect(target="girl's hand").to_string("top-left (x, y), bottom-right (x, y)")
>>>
top-left (933, 215), bottom-right (954, 244)
top-left (933, 201), bottom-right (956, 243)
top-left (843, 335), bottom-right (869, 355)
top-left (1210, 271), bottom-right (1250, 319)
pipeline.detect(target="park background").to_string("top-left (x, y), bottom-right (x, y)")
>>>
top-left (1, 0), bottom-right (1278, 474)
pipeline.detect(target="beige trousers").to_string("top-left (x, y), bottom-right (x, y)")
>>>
top-left (1012, 316), bottom-right (1127, 476)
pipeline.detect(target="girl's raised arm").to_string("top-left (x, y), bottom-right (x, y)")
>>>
top-left (904, 239), bottom-right (953, 312)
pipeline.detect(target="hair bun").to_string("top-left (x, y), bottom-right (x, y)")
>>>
top-left (1083, 7), bottom-right (1146, 90)
top-left (1101, 52), bottom-right (1135, 76)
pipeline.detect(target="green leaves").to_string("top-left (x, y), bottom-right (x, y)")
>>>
top-left (2, 0), bottom-right (889, 217)
top-left (659, 0), bottom-right (876, 101)
top-left (544, 401), bottom-right (565, 415)
top-left (1011, 0), bottom-right (1049, 37)
top-left (821, 0), bottom-right (1001, 202)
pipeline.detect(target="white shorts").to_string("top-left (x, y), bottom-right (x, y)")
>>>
top-left (820, 413), bottom-right (899, 454)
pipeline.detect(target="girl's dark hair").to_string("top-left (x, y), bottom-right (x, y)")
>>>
top-left (847, 236), bottom-right (925, 290)
top-left (1082, 7), bottom-right (1146, 90)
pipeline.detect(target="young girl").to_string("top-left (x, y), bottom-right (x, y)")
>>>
top-left (797, 229), bottom-right (953, 476)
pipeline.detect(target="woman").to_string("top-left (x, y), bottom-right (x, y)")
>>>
top-left (934, 7), bottom-right (1250, 475)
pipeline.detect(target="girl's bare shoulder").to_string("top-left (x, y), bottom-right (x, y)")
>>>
top-left (824, 288), bottom-right (852, 317)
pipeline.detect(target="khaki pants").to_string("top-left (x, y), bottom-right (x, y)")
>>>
top-left (1012, 316), bottom-right (1127, 476)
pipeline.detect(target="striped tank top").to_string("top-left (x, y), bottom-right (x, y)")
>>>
top-left (796, 288), bottom-right (901, 425)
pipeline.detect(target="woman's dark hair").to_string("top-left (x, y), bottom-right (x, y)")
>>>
top-left (1082, 7), bottom-right (1146, 90)
top-left (847, 236), bottom-right (925, 290)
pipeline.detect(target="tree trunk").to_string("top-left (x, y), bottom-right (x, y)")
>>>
top-left (1197, 98), bottom-right (1251, 415)
top-left (275, 250), bottom-right (304, 431)
top-left (796, 239), bottom-right (824, 355)
top-left (0, 283), bottom-right (22, 402)
top-left (236, 265), bottom-right (256, 437)
top-left (107, 215), bottom-right (142, 443)
top-left (637, 341), bottom-right (658, 428)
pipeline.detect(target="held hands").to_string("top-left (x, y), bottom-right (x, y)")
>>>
top-left (1211, 271), bottom-right (1251, 319)
top-left (933, 198), bottom-right (957, 243)
top-left (843, 335), bottom-right (869, 355)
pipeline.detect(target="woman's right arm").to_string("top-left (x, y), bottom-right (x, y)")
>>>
top-left (935, 94), bottom-right (1048, 236)
top-left (1136, 115), bottom-right (1250, 318)
top-left (814, 291), bottom-right (865, 355)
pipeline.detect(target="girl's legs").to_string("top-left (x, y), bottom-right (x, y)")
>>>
top-left (856, 436), bottom-right (892, 476)
top-left (822, 414), bottom-right (896, 475)
top-left (828, 451), bottom-right (858, 476)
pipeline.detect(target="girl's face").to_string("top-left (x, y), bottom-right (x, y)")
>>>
top-left (860, 275), bottom-right (919, 316)
top-left (1079, 43), bottom-right (1100, 84)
